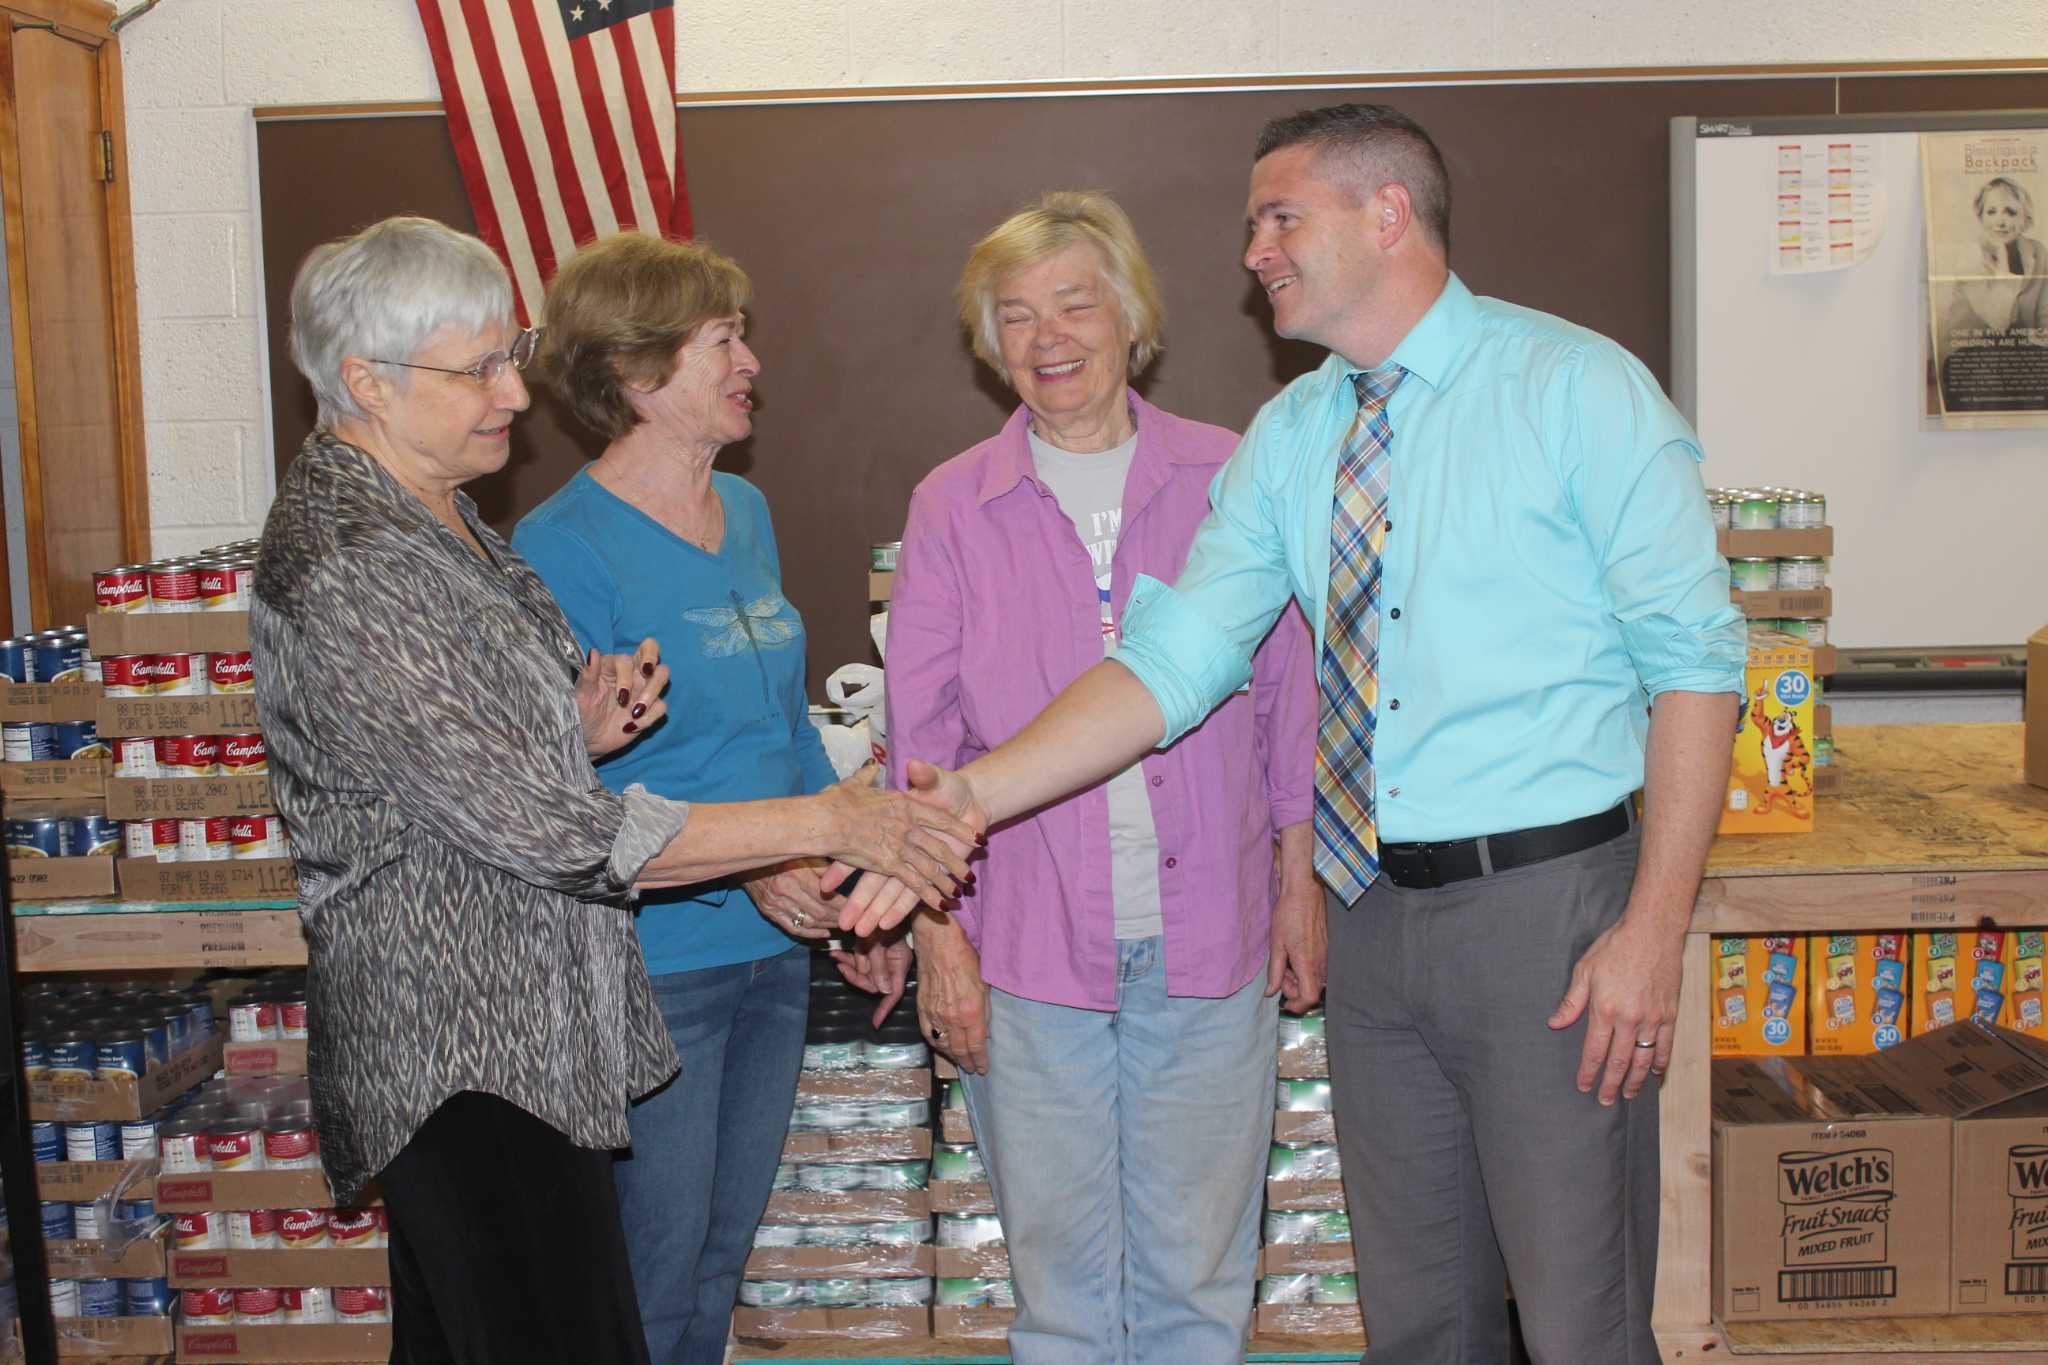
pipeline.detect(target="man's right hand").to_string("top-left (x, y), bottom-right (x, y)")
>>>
top-left (914, 912), bottom-right (991, 1074)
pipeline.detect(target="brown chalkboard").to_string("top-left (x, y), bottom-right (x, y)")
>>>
top-left (256, 72), bottom-right (2043, 694)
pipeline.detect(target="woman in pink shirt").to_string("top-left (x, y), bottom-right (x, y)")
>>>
top-left (884, 191), bottom-right (1320, 1362)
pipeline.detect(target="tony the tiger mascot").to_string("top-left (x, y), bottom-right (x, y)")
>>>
top-left (1749, 684), bottom-right (1812, 814)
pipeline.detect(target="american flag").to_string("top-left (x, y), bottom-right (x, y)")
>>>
top-left (414, 0), bottom-right (691, 324)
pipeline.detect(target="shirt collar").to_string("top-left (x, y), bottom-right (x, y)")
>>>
top-left (974, 389), bottom-right (1190, 507)
top-left (1344, 271), bottom-right (1478, 393)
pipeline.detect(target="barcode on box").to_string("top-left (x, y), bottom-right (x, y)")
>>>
top-left (1777, 1266), bottom-right (1896, 1302)
top-left (2006, 1264), bottom-right (2048, 1295)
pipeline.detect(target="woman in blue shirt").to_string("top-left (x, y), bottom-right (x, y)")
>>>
top-left (513, 232), bottom-right (847, 1365)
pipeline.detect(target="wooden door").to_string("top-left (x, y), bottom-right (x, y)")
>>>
top-left (0, 0), bottom-right (146, 631)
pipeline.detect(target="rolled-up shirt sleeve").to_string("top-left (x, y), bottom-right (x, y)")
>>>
top-left (1565, 347), bottom-right (1746, 698)
top-left (1250, 601), bottom-right (1317, 831)
top-left (297, 545), bottom-right (685, 900)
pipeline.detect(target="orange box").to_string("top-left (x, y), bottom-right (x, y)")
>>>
top-left (1712, 935), bottom-right (1808, 1056)
top-left (1808, 933), bottom-right (1910, 1054)
top-left (1912, 931), bottom-right (2012, 1036)
top-left (2001, 931), bottom-right (2048, 1039)
top-left (1718, 637), bottom-right (1817, 835)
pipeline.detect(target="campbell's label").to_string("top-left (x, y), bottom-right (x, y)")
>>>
top-left (209, 651), bottom-right (255, 693)
top-left (94, 570), bottom-right (148, 612)
top-left (278, 1207), bottom-right (329, 1247)
top-left (1779, 1147), bottom-right (1894, 1267)
top-left (218, 733), bottom-right (267, 774)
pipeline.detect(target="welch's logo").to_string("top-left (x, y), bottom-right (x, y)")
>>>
top-left (1779, 1148), bottom-right (1894, 1267)
top-left (1780, 1149), bottom-right (1891, 1202)
top-left (2010, 1144), bottom-right (2048, 1261)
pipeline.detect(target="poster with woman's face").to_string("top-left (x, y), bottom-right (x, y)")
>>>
top-left (1923, 131), bottom-right (2048, 427)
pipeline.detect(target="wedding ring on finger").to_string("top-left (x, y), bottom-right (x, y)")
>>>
top-left (1633, 1039), bottom-right (1656, 1050)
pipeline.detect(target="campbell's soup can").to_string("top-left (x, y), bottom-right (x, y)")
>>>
top-left (157, 734), bottom-right (219, 777)
top-left (93, 567), bottom-right (151, 613)
top-left (208, 650), bottom-right (255, 693)
top-left (226, 1207), bottom-right (280, 1250)
top-left (217, 732), bottom-right (267, 776)
top-left (110, 734), bottom-right (159, 778)
top-left (150, 817), bottom-right (183, 862)
top-left (282, 1285), bottom-right (335, 1325)
top-left (231, 813), bottom-right (289, 860)
top-left (277, 1207), bottom-right (329, 1249)
top-left (329, 1207), bottom-right (381, 1248)
top-left (147, 562), bottom-right (199, 613)
top-left (99, 653), bottom-right (151, 696)
top-left (225, 561), bottom-right (256, 607)
top-left (263, 1118), bottom-right (319, 1168)
top-left (196, 564), bottom-right (237, 611)
top-left (158, 1118), bottom-right (210, 1173)
top-left (206, 1122), bottom-right (263, 1171)
top-left (228, 996), bottom-right (280, 1042)
top-left (179, 816), bottom-right (232, 862)
top-left (174, 1209), bottom-right (224, 1249)
top-left (333, 1286), bottom-right (390, 1323)
top-left (121, 820), bottom-right (157, 860)
top-left (181, 1286), bottom-right (236, 1323)
top-left (279, 995), bottom-right (309, 1038)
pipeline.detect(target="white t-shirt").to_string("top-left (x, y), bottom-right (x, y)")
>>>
top-left (1028, 427), bottom-right (1164, 942)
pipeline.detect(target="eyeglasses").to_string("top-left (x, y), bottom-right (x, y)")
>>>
top-left (374, 327), bottom-right (540, 386)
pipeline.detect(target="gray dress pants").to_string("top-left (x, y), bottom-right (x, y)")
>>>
top-left (1325, 824), bottom-right (1660, 1365)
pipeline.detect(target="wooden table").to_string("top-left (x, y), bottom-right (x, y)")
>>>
top-left (1656, 723), bottom-right (2048, 1362)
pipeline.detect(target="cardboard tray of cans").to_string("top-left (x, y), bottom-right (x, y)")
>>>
top-left (115, 857), bottom-right (296, 903)
top-left (173, 1323), bottom-right (391, 1362)
top-left (1717, 527), bottom-right (1834, 558)
top-left (0, 680), bottom-right (101, 722)
top-left (744, 1244), bottom-right (935, 1278)
top-left (1273, 1110), bottom-right (1335, 1145)
top-left (1260, 1243), bottom-right (1355, 1276)
top-left (928, 1180), bottom-right (995, 1216)
top-left (731, 1306), bottom-right (929, 1342)
top-left (762, 1188), bottom-right (929, 1224)
top-left (1253, 1303), bottom-right (1364, 1338)
top-left (153, 1169), bottom-right (344, 1213)
top-left (38, 1157), bottom-right (154, 1203)
top-left (97, 694), bottom-right (259, 739)
top-left (1732, 587), bottom-right (1833, 620)
top-left (1266, 1178), bottom-right (1347, 1212)
top-left (87, 612), bottom-right (249, 658)
top-left (931, 1306), bottom-right (1015, 1340)
top-left (221, 1040), bottom-right (308, 1077)
top-left (792, 1068), bottom-right (931, 1102)
top-left (104, 775), bottom-right (272, 822)
top-left (46, 1232), bottom-right (169, 1279)
top-left (939, 1109), bottom-right (974, 1145)
top-left (2, 756), bottom-right (110, 797)
top-left (29, 1036), bottom-right (222, 1122)
top-left (781, 1128), bottom-right (929, 1163)
top-left (1275, 1043), bottom-right (1329, 1080)
top-left (14, 911), bottom-right (307, 974)
top-left (935, 1245), bottom-right (1010, 1279)
top-left (50, 1316), bottom-right (176, 1357)
top-left (169, 1248), bottom-right (391, 1289)
top-left (10, 854), bottom-right (118, 900)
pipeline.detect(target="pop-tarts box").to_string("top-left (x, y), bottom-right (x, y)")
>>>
top-left (1714, 935), bottom-right (1808, 1056)
top-left (1912, 930), bottom-right (2012, 1036)
top-left (1809, 933), bottom-right (1910, 1054)
top-left (2001, 930), bottom-right (2048, 1040)
top-left (1719, 636), bottom-right (1817, 835)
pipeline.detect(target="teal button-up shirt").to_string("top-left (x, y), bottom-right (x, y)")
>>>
top-left (1114, 274), bottom-right (1745, 842)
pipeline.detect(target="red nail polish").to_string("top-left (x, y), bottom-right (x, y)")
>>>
top-left (616, 688), bottom-right (630, 707)
top-left (631, 702), bottom-right (646, 720)
top-left (623, 721), bottom-right (638, 734)
top-left (974, 833), bottom-right (988, 847)
top-left (641, 661), bottom-right (656, 678)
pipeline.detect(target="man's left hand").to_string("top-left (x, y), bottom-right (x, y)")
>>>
top-left (1266, 879), bottom-right (1327, 1013)
top-left (1547, 912), bottom-right (1683, 1104)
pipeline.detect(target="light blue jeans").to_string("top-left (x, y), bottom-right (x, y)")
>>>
top-left (960, 936), bottom-right (1277, 1365)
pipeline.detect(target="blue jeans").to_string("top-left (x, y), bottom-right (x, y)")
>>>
top-left (614, 946), bottom-right (809, 1365)
top-left (960, 936), bottom-right (1277, 1365)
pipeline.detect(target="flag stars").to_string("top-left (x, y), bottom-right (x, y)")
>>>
top-left (570, 3), bottom-right (583, 15)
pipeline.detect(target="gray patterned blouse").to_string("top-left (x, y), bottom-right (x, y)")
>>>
top-left (252, 431), bottom-right (685, 1205)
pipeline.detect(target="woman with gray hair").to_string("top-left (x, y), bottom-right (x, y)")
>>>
top-left (877, 191), bottom-right (1319, 1361)
top-left (252, 215), bottom-right (979, 1364)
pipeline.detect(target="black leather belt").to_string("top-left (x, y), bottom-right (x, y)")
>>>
top-left (1379, 802), bottom-right (1634, 891)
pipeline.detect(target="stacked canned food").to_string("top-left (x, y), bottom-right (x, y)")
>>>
top-left (0, 624), bottom-right (108, 763)
top-left (5, 808), bottom-right (123, 858)
top-left (928, 1075), bottom-right (1011, 1336)
top-left (179, 1284), bottom-right (391, 1326)
top-left (44, 1269), bottom-right (174, 1322)
top-left (92, 546), bottom-right (260, 615)
top-left (19, 977), bottom-right (217, 1085)
top-left (1259, 1010), bottom-right (1363, 1336)
top-left (1707, 487), bottom-right (1828, 532)
top-left (157, 1078), bottom-right (320, 1178)
top-left (224, 971), bottom-right (311, 1046)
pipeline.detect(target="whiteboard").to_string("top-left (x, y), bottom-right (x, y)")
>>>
top-left (1672, 114), bottom-right (2048, 650)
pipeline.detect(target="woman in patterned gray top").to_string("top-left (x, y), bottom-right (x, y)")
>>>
top-left (253, 216), bottom-right (981, 1365)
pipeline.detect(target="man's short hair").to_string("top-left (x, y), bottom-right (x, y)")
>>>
top-left (1254, 104), bottom-right (1452, 253)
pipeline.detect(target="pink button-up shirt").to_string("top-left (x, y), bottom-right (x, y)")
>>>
top-left (885, 393), bottom-right (1316, 1011)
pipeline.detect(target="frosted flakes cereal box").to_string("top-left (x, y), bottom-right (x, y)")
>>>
top-left (1713, 935), bottom-right (1807, 1056)
top-left (1912, 930), bottom-right (2011, 1035)
top-left (1718, 638), bottom-right (1816, 836)
top-left (1807, 933), bottom-right (1909, 1054)
top-left (2001, 930), bottom-right (2048, 1039)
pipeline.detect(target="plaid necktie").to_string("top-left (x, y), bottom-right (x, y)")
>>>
top-left (1314, 366), bottom-right (1405, 904)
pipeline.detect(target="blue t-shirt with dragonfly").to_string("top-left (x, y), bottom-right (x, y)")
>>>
top-left (513, 467), bottom-right (839, 976)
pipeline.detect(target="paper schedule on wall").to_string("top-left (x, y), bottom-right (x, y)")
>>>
top-left (1768, 137), bottom-right (1885, 274)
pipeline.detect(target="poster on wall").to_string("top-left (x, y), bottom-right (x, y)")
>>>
top-left (1922, 131), bottom-right (2048, 428)
top-left (1768, 137), bottom-right (1885, 274)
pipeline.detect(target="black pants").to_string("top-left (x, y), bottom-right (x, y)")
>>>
top-left (380, 1091), bottom-right (650, 1365)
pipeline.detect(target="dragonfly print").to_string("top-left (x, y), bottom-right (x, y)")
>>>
top-left (684, 592), bottom-right (801, 658)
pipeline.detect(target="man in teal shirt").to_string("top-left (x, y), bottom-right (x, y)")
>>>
top-left (863, 104), bottom-right (1743, 1361)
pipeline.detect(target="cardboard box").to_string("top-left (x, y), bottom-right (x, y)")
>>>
top-left (935, 1245), bottom-right (1010, 1279)
top-left (1950, 1087), bottom-right (2048, 1311)
top-left (222, 1040), bottom-right (308, 1077)
top-left (1259, 1243), bottom-right (1355, 1276)
top-left (762, 1188), bottom-right (930, 1224)
top-left (1711, 1055), bottom-right (1952, 1321)
top-left (13, 908), bottom-right (306, 973)
top-left (36, 1158), bottom-right (153, 1203)
top-left (0, 757), bottom-right (108, 798)
top-left (782, 1128), bottom-right (930, 1163)
top-left (153, 1167), bottom-right (342, 1213)
top-left (743, 1244), bottom-right (934, 1278)
top-left (1912, 930), bottom-right (2011, 1035)
top-left (939, 1109), bottom-right (975, 1144)
top-left (173, 1323), bottom-right (391, 1362)
top-left (97, 693), bottom-right (260, 740)
top-left (0, 680), bottom-right (101, 722)
top-left (2028, 626), bottom-right (2048, 791)
top-left (105, 774), bottom-right (273, 821)
top-left (793, 1068), bottom-right (931, 1102)
top-left (1274, 1110), bottom-right (1336, 1145)
top-left (28, 1035), bottom-right (222, 1121)
top-left (1253, 1303), bottom-right (1364, 1337)
top-left (169, 1247), bottom-right (390, 1289)
top-left (88, 611), bottom-right (249, 657)
top-left (731, 1307), bottom-right (928, 1341)
top-left (115, 856), bottom-right (297, 903)
top-left (1718, 527), bottom-right (1835, 558)
top-left (53, 1315), bottom-right (175, 1357)
top-left (46, 1231), bottom-right (168, 1279)
top-left (1721, 637), bottom-right (1818, 835)
top-left (929, 1180), bottom-right (995, 1215)
top-left (9, 855), bottom-right (117, 901)
top-left (1733, 587), bottom-right (1833, 620)
top-left (1275, 1043), bottom-right (1328, 1079)
top-left (931, 1305), bottom-right (1013, 1340)
top-left (1266, 1178), bottom-right (1347, 1212)
top-left (2004, 930), bottom-right (2048, 1039)
top-left (1711, 935), bottom-right (1808, 1056)
top-left (1808, 933), bottom-right (1910, 1055)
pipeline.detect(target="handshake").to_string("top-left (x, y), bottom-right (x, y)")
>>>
top-left (801, 759), bottom-right (990, 937)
